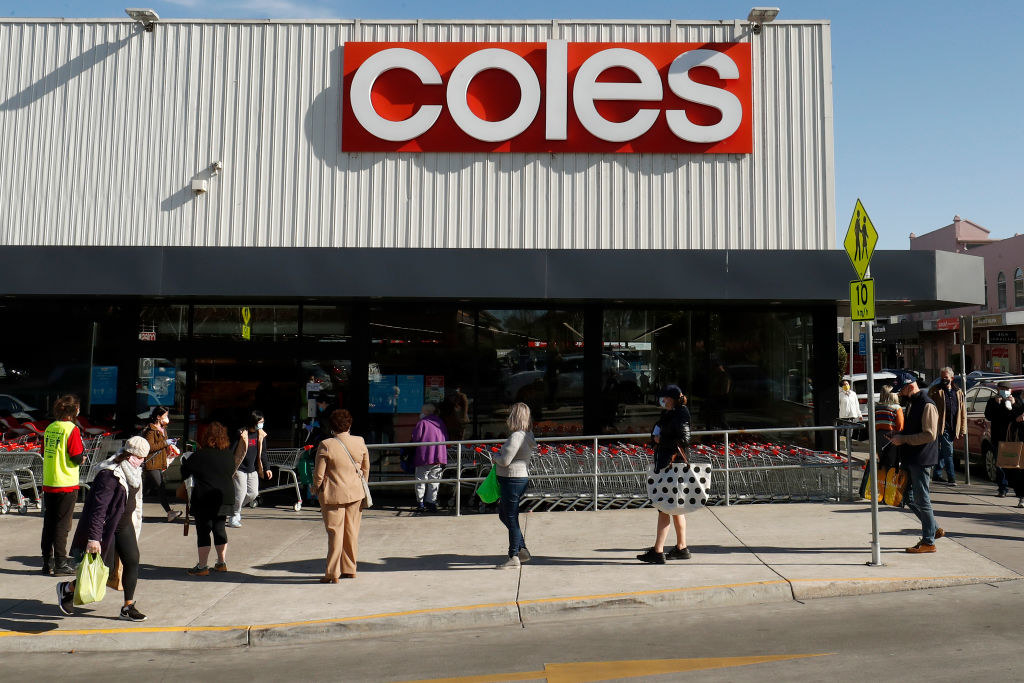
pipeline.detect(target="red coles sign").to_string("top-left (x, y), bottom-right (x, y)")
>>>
top-left (342, 41), bottom-right (752, 154)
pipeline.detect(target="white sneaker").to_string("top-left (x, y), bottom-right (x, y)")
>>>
top-left (228, 517), bottom-right (242, 528)
top-left (496, 556), bottom-right (520, 569)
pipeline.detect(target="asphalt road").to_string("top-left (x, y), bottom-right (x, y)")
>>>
top-left (5, 579), bottom-right (1021, 682)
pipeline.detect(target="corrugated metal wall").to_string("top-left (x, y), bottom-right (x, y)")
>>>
top-left (0, 19), bottom-right (834, 250)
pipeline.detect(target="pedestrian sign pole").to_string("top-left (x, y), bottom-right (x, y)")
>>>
top-left (845, 199), bottom-right (882, 567)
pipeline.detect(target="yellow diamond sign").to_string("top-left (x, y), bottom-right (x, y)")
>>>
top-left (844, 199), bottom-right (877, 280)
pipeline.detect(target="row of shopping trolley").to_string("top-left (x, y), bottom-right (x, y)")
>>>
top-left (436, 439), bottom-right (850, 511)
top-left (0, 435), bottom-right (111, 514)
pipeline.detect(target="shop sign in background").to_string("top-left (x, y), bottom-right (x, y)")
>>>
top-left (988, 330), bottom-right (1018, 344)
top-left (342, 41), bottom-right (752, 154)
top-left (90, 366), bottom-right (118, 405)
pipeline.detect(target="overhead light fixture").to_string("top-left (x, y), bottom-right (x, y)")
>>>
top-left (747, 6), bottom-right (780, 34)
top-left (125, 8), bottom-right (160, 32)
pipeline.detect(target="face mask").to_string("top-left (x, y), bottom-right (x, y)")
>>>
top-left (1000, 390), bottom-right (1011, 398)
top-left (658, 398), bottom-right (668, 408)
top-left (257, 421), bottom-right (265, 431)
top-left (941, 378), bottom-right (951, 387)
top-left (127, 455), bottom-right (144, 468)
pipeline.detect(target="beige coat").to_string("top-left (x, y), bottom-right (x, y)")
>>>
top-left (314, 432), bottom-right (370, 505)
top-left (233, 428), bottom-right (267, 477)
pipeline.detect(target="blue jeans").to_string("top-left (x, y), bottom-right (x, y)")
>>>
top-left (497, 476), bottom-right (529, 557)
top-left (933, 433), bottom-right (956, 482)
top-left (906, 464), bottom-right (938, 544)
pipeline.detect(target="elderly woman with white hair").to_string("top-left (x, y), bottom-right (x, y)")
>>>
top-left (492, 402), bottom-right (537, 568)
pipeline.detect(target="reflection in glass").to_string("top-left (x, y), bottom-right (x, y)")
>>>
top-left (477, 310), bottom-right (585, 438)
top-left (193, 306), bottom-right (298, 341)
top-left (603, 310), bottom-right (814, 436)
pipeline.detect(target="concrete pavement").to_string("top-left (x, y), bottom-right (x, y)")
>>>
top-left (1, 486), bottom-right (1021, 653)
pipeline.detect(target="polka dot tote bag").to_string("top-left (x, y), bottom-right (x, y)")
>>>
top-left (646, 462), bottom-right (712, 514)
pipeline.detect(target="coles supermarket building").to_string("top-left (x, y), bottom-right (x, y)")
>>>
top-left (0, 14), bottom-right (982, 445)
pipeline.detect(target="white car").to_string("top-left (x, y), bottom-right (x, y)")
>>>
top-left (842, 372), bottom-right (898, 418)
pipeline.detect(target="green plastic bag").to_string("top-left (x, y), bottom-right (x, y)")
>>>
top-left (74, 553), bottom-right (109, 606)
top-left (476, 467), bottom-right (500, 504)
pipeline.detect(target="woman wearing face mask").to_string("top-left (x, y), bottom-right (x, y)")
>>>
top-left (984, 382), bottom-right (1022, 499)
top-left (638, 385), bottom-right (693, 564)
top-left (56, 436), bottom-right (151, 621)
top-left (142, 406), bottom-right (182, 523)
top-left (230, 410), bottom-right (273, 528)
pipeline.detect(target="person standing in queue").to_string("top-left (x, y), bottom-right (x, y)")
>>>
top-left (230, 410), bottom-right (273, 528)
top-left (638, 385), bottom-right (693, 564)
top-left (314, 409), bottom-right (369, 582)
top-left (410, 403), bottom-right (448, 513)
top-left (889, 371), bottom-right (945, 553)
top-left (56, 436), bottom-right (150, 621)
top-left (181, 422), bottom-right (236, 576)
top-left (984, 381), bottom-right (1020, 498)
top-left (492, 402), bottom-right (536, 569)
top-left (41, 395), bottom-right (86, 576)
top-left (927, 367), bottom-right (966, 486)
top-left (141, 407), bottom-right (182, 523)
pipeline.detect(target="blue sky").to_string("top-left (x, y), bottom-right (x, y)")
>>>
top-left (3, 1), bottom-right (1022, 250)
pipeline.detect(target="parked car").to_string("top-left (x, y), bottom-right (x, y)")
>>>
top-left (956, 378), bottom-right (1024, 482)
top-left (842, 372), bottom-right (897, 418)
top-left (503, 353), bottom-right (638, 403)
top-left (0, 394), bottom-right (43, 421)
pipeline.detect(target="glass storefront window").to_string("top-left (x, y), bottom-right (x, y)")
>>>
top-left (602, 309), bottom-right (814, 435)
top-left (193, 305), bottom-right (298, 341)
top-left (367, 306), bottom-right (475, 443)
top-left (477, 309), bottom-right (585, 439)
top-left (302, 305), bottom-right (351, 343)
top-left (136, 357), bottom-right (187, 440)
top-left (138, 305), bottom-right (189, 342)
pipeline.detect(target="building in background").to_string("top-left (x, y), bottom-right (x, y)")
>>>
top-left (895, 216), bottom-right (1024, 379)
top-left (0, 15), bottom-right (981, 446)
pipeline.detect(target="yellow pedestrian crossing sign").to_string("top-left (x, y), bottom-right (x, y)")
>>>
top-left (844, 199), bottom-right (877, 280)
top-left (850, 278), bottom-right (875, 321)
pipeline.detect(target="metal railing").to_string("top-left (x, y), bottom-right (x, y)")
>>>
top-left (364, 423), bottom-right (858, 516)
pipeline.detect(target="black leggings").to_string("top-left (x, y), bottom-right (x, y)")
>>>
top-left (194, 514), bottom-right (228, 548)
top-left (143, 469), bottom-right (171, 513)
top-left (41, 491), bottom-right (77, 561)
top-left (113, 523), bottom-right (140, 602)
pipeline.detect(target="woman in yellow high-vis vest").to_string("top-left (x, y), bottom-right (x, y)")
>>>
top-left (41, 395), bottom-right (86, 576)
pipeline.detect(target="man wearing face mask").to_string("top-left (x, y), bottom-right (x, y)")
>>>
top-left (889, 371), bottom-right (945, 553)
top-left (984, 381), bottom-right (1021, 498)
top-left (927, 367), bottom-right (967, 486)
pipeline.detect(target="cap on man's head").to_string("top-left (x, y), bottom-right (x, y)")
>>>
top-left (997, 380), bottom-right (1013, 390)
top-left (890, 370), bottom-right (918, 393)
top-left (658, 384), bottom-right (684, 399)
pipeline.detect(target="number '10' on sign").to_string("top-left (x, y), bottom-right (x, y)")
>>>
top-left (850, 278), bottom-right (875, 321)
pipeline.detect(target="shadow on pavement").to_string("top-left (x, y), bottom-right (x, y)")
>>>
top-left (0, 599), bottom-right (63, 633)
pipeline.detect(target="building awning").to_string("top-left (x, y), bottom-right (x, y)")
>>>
top-left (0, 247), bottom-right (983, 311)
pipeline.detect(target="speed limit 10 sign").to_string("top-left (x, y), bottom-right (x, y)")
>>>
top-left (850, 278), bottom-right (875, 321)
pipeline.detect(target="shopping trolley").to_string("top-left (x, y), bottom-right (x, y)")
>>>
top-left (0, 451), bottom-right (43, 514)
top-left (258, 447), bottom-right (307, 511)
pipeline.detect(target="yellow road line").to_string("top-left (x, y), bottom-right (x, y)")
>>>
top-left (0, 576), bottom-right (1011, 640)
top-left (398, 654), bottom-right (836, 683)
